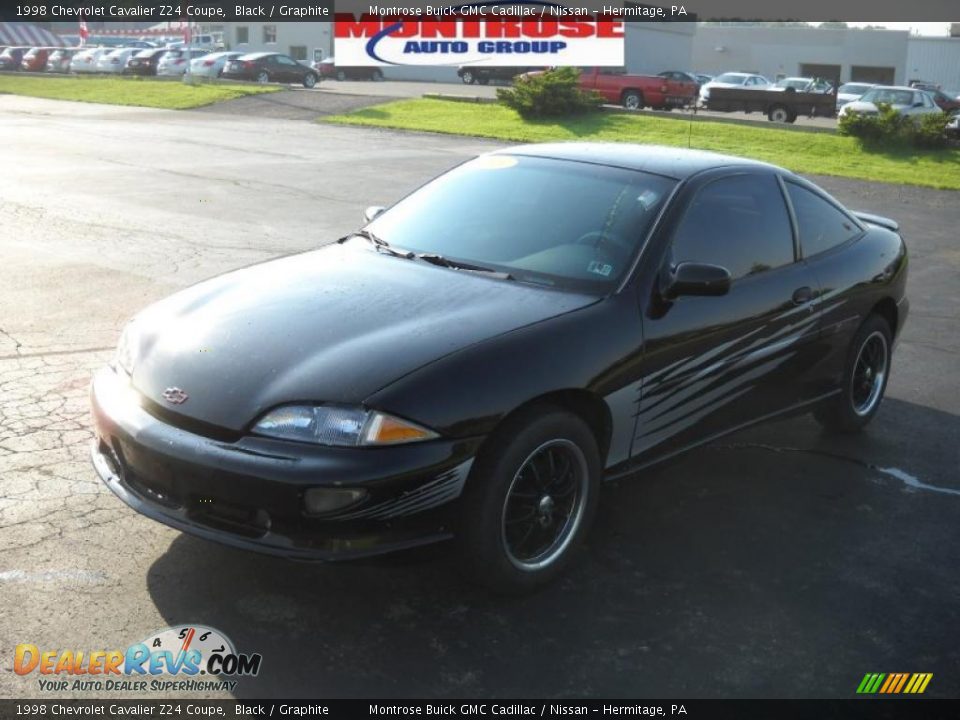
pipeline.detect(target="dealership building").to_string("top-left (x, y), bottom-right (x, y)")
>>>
top-left (216, 21), bottom-right (960, 91)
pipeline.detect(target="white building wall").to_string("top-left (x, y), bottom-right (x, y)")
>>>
top-left (907, 37), bottom-right (960, 94)
top-left (225, 21), bottom-right (333, 63)
top-left (623, 22), bottom-right (696, 75)
top-left (691, 25), bottom-right (909, 85)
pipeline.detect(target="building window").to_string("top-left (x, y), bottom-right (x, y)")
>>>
top-left (289, 45), bottom-right (307, 61)
top-left (236, 26), bottom-right (248, 44)
top-left (263, 25), bottom-right (277, 44)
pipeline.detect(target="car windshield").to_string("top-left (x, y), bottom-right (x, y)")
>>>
top-left (365, 155), bottom-right (676, 293)
top-left (777, 78), bottom-right (809, 89)
top-left (839, 83), bottom-right (871, 94)
top-left (861, 88), bottom-right (914, 105)
top-left (714, 73), bottom-right (747, 84)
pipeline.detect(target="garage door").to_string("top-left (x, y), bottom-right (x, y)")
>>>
top-left (851, 66), bottom-right (896, 84)
top-left (799, 63), bottom-right (841, 85)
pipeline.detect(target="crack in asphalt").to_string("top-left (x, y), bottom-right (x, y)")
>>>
top-left (710, 441), bottom-right (960, 497)
top-left (0, 327), bottom-right (23, 355)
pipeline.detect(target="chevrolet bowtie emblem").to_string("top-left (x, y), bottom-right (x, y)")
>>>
top-left (162, 387), bottom-right (189, 405)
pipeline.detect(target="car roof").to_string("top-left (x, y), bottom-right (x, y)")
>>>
top-left (238, 52), bottom-right (276, 59)
top-left (492, 143), bottom-right (779, 180)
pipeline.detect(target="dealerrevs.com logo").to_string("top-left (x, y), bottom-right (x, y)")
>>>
top-left (334, 9), bottom-right (625, 67)
top-left (15, 625), bottom-right (262, 694)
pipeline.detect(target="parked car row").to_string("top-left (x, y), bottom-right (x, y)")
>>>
top-left (0, 44), bottom-right (323, 87)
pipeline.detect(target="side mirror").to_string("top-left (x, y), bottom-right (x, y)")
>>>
top-left (662, 262), bottom-right (731, 299)
top-left (363, 206), bottom-right (386, 223)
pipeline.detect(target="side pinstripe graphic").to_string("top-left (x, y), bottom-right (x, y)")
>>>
top-left (603, 294), bottom-right (850, 463)
top-left (336, 459), bottom-right (474, 521)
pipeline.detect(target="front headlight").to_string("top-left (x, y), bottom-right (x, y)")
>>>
top-left (251, 405), bottom-right (439, 447)
top-left (114, 321), bottom-right (140, 374)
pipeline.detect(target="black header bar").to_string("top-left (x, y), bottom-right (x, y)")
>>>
top-left (0, 0), bottom-right (958, 22)
top-left (2, 699), bottom-right (960, 720)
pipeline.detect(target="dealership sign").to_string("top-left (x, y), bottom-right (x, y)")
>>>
top-left (334, 9), bottom-right (625, 67)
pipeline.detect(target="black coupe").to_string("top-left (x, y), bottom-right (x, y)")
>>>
top-left (221, 52), bottom-right (319, 88)
top-left (91, 144), bottom-right (908, 593)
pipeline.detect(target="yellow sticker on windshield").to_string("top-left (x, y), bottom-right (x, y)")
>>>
top-left (473, 155), bottom-right (518, 170)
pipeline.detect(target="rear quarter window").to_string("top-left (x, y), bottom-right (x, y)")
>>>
top-left (785, 183), bottom-right (862, 258)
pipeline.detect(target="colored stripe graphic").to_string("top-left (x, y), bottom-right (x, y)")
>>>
top-left (857, 673), bottom-right (933, 694)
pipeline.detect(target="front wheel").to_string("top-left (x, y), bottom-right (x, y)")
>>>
top-left (459, 407), bottom-right (601, 594)
top-left (814, 314), bottom-right (893, 433)
top-left (622, 90), bottom-right (643, 110)
top-left (460, 70), bottom-right (475, 84)
top-left (303, 72), bottom-right (317, 88)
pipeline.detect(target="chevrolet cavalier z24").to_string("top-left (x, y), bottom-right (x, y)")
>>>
top-left (91, 144), bottom-right (908, 593)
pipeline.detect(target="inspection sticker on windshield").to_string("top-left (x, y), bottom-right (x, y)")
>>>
top-left (587, 261), bottom-right (613, 277)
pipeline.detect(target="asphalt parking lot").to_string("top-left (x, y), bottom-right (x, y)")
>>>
top-left (1, 94), bottom-right (958, 699)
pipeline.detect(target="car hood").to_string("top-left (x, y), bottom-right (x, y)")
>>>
top-left (702, 81), bottom-right (745, 91)
top-left (130, 242), bottom-right (596, 431)
top-left (842, 100), bottom-right (883, 113)
top-left (837, 93), bottom-right (863, 103)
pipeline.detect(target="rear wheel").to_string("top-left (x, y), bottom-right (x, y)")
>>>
top-left (336, 69), bottom-right (346, 81)
top-left (622, 90), bottom-right (643, 110)
top-left (256, 70), bottom-right (269, 84)
top-left (768, 104), bottom-right (791, 123)
top-left (459, 407), bottom-right (601, 594)
top-left (814, 314), bottom-right (892, 433)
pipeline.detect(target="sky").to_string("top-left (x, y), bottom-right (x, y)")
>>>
top-left (842, 22), bottom-right (954, 36)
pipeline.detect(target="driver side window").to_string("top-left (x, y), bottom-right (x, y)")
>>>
top-left (669, 174), bottom-right (795, 281)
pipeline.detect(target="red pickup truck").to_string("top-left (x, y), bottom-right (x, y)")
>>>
top-left (578, 68), bottom-right (698, 110)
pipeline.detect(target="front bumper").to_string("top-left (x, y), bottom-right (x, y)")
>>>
top-left (91, 367), bottom-right (482, 560)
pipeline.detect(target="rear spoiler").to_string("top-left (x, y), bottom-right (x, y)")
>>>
top-left (854, 211), bottom-right (900, 233)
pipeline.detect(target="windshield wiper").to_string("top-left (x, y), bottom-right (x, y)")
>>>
top-left (345, 229), bottom-right (414, 259)
top-left (416, 253), bottom-right (514, 280)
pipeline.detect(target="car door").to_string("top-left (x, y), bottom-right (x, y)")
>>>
top-left (782, 179), bottom-right (871, 393)
top-left (632, 169), bottom-right (822, 462)
top-left (275, 55), bottom-right (300, 82)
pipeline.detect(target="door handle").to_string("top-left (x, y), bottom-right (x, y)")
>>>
top-left (792, 286), bottom-right (815, 305)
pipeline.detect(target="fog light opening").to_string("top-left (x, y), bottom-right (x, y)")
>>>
top-left (303, 488), bottom-right (368, 516)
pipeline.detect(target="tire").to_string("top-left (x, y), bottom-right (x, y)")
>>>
top-left (814, 314), bottom-right (893, 433)
top-left (303, 72), bottom-right (317, 88)
top-left (768, 105), bottom-right (790, 123)
top-left (461, 70), bottom-right (475, 84)
top-left (371, 68), bottom-right (383, 81)
top-left (256, 71), bottom-right (270, 84)
top-left (458, 406), bottom-right (602, 594)
top-left (336, 70), bottom-right (346, 81)
top-left (622, 90), bottom-right (643, 110)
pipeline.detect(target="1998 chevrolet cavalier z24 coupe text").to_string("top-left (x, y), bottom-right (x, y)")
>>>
top-left (91, 144), bottom-right (908, 593)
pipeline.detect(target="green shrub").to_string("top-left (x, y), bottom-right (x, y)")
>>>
top-left (496, 67), bottom-right (603, 119)
top-left (838, 102), bottom-right (949, 149)
top-left (913, 112), bottom-right (950, 149)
